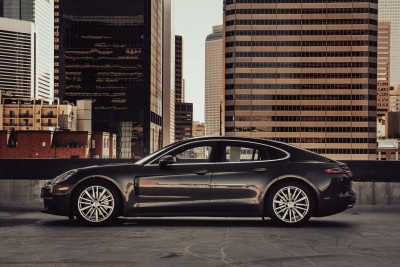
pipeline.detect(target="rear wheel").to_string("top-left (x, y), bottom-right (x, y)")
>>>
top-left (73, 181), bottom-right (120, 226)
top-left (267, 181), bottom-right (315, 227)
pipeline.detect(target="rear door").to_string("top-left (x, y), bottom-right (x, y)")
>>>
top-left (209, 141), bottom-right (283, 216)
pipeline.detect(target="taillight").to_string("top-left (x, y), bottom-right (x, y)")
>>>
top-left (323, 166), bottom-right (351, 174)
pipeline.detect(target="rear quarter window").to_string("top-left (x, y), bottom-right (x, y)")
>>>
top-left (267, 146), bottom-right (289, 160)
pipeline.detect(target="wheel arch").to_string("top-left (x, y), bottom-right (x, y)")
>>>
top-left (262, 175), bottom-right (320, 217)
top-left (69, 175), bottom-right (125, 217)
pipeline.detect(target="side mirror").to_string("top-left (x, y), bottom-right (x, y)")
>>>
top-left (158, 155), bottom-right (176, 168)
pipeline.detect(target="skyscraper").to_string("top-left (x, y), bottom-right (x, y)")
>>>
top-left (224, 0), bottom-right (377, 160)
top-left (205, 25), bottom-right (223, 137)
top-left (162, 0), bottom-right (175, 147)
top-left (377, 22), bottom-right (391, 119)
top-left (379, 0), bottom-right (400, 85)
top-left (1, 0), bottom-right (54, 99)
top-left (56, 0), bottom-right (163, 158)
top-left (175, 35), bottom-right (184, 103)
top-left (0, 18), bottom-right (34, 98)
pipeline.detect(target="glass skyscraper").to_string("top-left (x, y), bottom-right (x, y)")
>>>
top-left (56, 0), bottom-right (163, 158)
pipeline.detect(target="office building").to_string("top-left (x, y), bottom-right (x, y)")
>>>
top-left (0, 0), bottom-right (54, 99)
top-left (56, 0), bottom-right (163, 158)
top-left (0, 18), bottom-right (34, 98)
top-left (379, 0), bottom-right (400, 85)
top-left (0, 90), bottom-right (94, 132)
top-left (224, 0), bottom-right (378, 160)
top-left (175, 102), bottom-right (192, 141)
top-left (390, 85), bottom-right (400, 112)
top-left (205, 25), bottom-right (224, 137)
top-left (162, 0), bottom-right (175, 147)
top-left (175, 35), bottom-right (184, 103)
top-left (377, 22), bottom-right (391, 119)
top-left (192, 121), bottom-right (206, 138)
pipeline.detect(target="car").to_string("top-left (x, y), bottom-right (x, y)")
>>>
top-left (41, 136), bottom-right (356, 227)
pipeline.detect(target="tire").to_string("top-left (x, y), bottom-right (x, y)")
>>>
top-left (73, 180), bottom-right (120, 226)
top-left (267, 181), bottom-right (315, 227)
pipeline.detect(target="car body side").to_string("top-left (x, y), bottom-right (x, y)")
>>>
top-left (41, 138), bottom-right (355, 219)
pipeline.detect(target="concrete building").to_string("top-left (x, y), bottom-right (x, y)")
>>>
top-left (1, 0), bottom-right (54, 99)
top-left (205, 25), bottom-right (224, 137)
top-left (377, 139), bottom-right (400, 160)
top-left (162, 0), bottom-right (175, 147)
top-left (0, 91), bottom-right (94, 132)
top-left (386, 111), bottom-right (400, 139)
top-left (390, 84), bottom-right (400, 112)
top-left (192, 121), bottom-right (206, 138)
top-left (56, 0), bottom-right (163, 158)
top-left (0, 17), bottom-right (34, 98)
top-left (379, 0), bottom-right (400, 85)
top-left (0, 130), bottom-right (116, 159)
top-left (377, 22), bottom-right (391, 119)
top-left (175, 35), bottom-right (184, 103)
top-left (0, 92), bottom-right (76, 131)
top-left (175, 102), bottom-right (192, 142)
top-left (224, 0), bottom-right (378, 160)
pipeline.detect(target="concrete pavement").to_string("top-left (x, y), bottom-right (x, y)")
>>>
top-left (0, 206), bottom-right (400, 266)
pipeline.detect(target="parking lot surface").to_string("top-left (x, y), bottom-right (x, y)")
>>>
top-left (0, 206), bottom-right (400, 266)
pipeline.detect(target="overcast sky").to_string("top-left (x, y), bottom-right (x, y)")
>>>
top-left (174, 0), bottom-right (223, 122)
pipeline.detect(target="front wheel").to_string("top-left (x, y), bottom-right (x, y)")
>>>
top-left (267, 181), bottom-right (315, 227)
top-left (73, 181), bottom-right (120, 226)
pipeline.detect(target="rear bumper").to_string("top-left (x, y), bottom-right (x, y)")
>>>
top-left (316, 190), bottom-right (356, 217)
top-left (41, 182), bottom-right (71, 216)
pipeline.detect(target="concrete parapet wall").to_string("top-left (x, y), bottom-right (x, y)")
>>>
top-left (0, 180), bottom-right (47, 210)
top-left (0, 180), bottom-right (399, 211)
top-left (353, 182), bottom-right (400, 205)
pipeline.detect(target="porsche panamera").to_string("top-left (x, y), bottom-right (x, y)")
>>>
top-left (41, 137), bottom-right (356, 227)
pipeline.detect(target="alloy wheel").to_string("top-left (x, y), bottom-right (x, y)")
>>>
top-left (272, 186), bottom-right (309, 224)
top-left (77, 185), bottom-right (115, 223)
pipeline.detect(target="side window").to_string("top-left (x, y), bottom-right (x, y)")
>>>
top-left (169, 144), bottom-right (213, 163)
top-left (225, 145), bottom-right (262, 162)
top-left (267, 146), bottom-right (289, 160)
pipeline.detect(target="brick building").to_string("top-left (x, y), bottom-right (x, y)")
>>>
top-left (0, 131), bottom-right (115, 159)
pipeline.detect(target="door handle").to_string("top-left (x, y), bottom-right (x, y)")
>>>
top-left (195, 170), bottom-right (208, 175)
top-left (254, 168), bottom-right (269, 172)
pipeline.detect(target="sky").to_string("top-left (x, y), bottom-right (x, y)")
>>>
top-left (174, 0), bottom-right (223, 122)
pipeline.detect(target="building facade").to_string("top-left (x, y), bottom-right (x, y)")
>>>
top-left (175, 35), bottom-right (184, 103)
top-left (1, 0), bottom-right (54, 99)
top-left (162, 0), bottom-right (175, 147)
top-left (205, 25), bottom-right (224, 137)
top-left (224, 0), bottom-right (378, 160)
top-left (0, 91), bottom-right (77, 131)
top-left (377, 22), bottom-right (391, 119)
top-left (56, 0), bottom-right (163, 158)
top-left (390, 84), bottom-right (400, 112)
top-left (192, 121), bottom-right (206, 138)
top-left (379, 0), bottom-right (400, 85)
top-left (0, 18), bottom-right (34, 98)
top-left (0, 130), bottom-right (116, 159)
top-left (175, 102), bottom-right (192, 142)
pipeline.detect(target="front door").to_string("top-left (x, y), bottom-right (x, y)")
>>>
top-left (134, 141), bottom-right (217, 215)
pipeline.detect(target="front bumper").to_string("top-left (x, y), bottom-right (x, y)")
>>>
top-left (41, 182), bottom-right (72, 216)
top-left (316, 189), bottom-right (356, 217)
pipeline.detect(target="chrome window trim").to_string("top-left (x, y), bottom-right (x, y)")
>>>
top-left (146, 139), bottom-right (221, 166)
top-left (145, 139), bottom-right (290, 166)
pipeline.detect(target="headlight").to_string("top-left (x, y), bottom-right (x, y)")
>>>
top-left (51, 169), bottom-right (78, 184)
